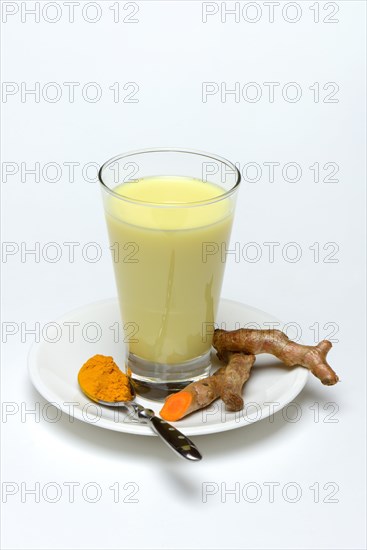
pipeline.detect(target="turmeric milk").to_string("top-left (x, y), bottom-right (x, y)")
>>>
top-left (104, 176), bottom-right (235, 364)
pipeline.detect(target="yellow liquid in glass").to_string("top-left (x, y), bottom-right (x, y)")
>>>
top-left (105, 176), bottom-right (234, 364)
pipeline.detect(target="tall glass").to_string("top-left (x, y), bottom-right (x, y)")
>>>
top-left (99, 148), bottom-right (240, 398)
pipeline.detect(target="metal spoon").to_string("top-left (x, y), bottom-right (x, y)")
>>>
top-left (78, 378), bottom-right (202, 461)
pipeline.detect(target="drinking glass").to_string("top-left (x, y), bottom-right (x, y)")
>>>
top-left (99, 148), bottom-right (240, 398)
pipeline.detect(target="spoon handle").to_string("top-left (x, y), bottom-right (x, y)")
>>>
top-left (148, 415), bottom-right (202, 461)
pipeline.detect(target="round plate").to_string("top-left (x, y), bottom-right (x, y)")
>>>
top-left (28, 298), bottom-right (308, 436)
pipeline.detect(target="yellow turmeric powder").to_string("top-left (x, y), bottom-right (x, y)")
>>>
top-left (78, 355), bottom-right (133, 402)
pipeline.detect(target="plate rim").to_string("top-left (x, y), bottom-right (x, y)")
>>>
top-left (28, 298), bottom-right (308, 437)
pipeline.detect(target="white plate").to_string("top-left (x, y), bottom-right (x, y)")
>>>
top-left (28, 298), bottom-right (308, 436)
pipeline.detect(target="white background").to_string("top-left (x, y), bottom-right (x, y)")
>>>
top-left (1, 1), bottom-right (366, 549)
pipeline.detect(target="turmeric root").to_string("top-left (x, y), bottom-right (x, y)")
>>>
top-left (213, 329), bottom-right (338, 386)
top-left (160, 328), bottom-right (338, 421)
top-left (160, 353), bottom-right (255, 421)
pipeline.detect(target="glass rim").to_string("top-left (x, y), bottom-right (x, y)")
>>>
top-left (98, 147), bottom-right (241, 208)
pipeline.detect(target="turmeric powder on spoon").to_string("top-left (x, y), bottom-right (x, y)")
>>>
top-left (78, 354), bottom-right (133, 402)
